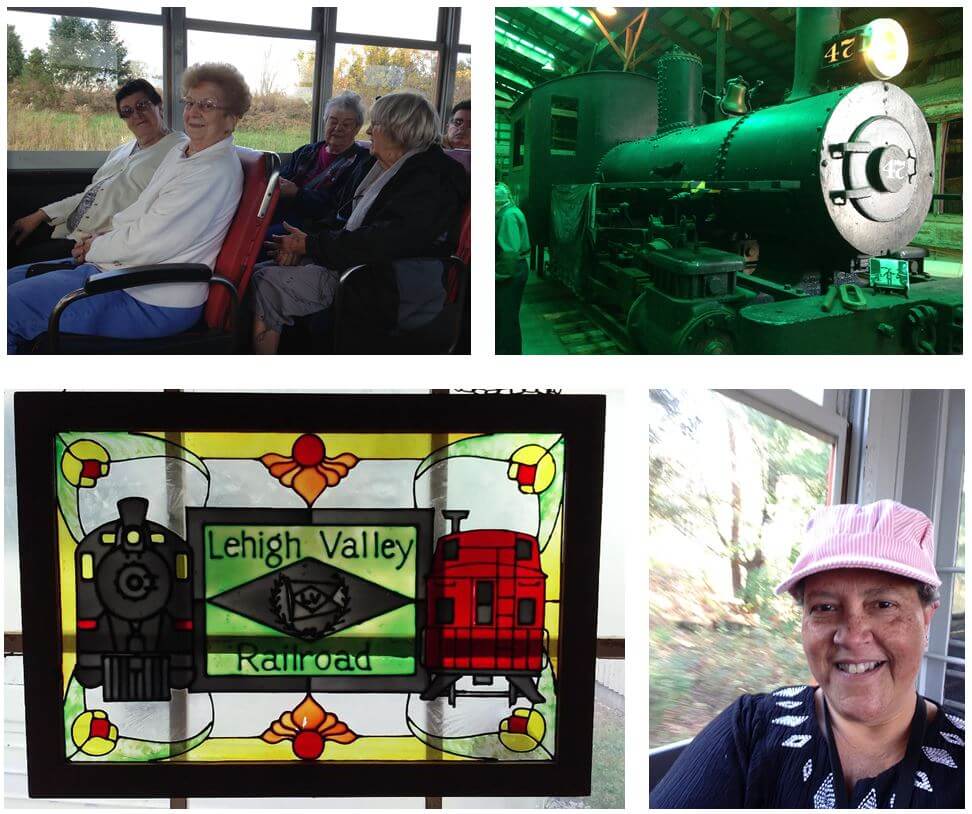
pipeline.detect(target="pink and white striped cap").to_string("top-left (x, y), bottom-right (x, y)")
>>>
top-left (775, 499), bottom-right (940, 595)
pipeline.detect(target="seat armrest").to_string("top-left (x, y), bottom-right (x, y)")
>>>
top-left (84, 263), bottom-right (212, 295)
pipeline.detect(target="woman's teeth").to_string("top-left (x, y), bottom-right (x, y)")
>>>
top-left (837, 661), bottom-right (885, 674)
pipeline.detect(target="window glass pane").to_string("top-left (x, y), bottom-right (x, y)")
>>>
top-left (7, 12), bottom-right (163, 151)
top-left (185, 2), bottom-right (310, 29)
top-left (337, 7), bottom-right (439, 41)
top-left (451, 53), bottom-right (472, 113)
top-left (459, 8), bottom-right (469, 45)
top-left (40, 426), bottom-right (568, 766)
top-left (187, 31), bottom-right (313, 152)
top-left (550, 96), bottom-right (578, 155)
top-left (944, 573), bottom-right (965, 714)
top-left (792, 388), bottom-right (826, 406)
top-left (943, 118), bottom-right (962, 215)
top-left (332, 45), bottom-right (439, 137)
top-left (649, 389), bottom-right (836, 747)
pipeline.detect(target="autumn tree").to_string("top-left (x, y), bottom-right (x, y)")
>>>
top-left (8, 25), bottom-right (25, 80)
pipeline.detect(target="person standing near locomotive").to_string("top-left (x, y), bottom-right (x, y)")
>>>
top-left (495, 183), bottom-right (529, 355)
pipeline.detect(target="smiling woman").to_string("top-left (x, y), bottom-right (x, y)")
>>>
top-left (651, 500), bottom-right (965, 809)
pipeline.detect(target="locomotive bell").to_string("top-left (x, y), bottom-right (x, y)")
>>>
top-left (719, 77), bottom-right (750, 116)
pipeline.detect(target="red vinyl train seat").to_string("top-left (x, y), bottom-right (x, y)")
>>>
top-left (30, 147), bottom-right (280, 354)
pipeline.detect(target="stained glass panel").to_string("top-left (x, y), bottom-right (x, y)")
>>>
top-left (17, 393), bottom-right (603, 799)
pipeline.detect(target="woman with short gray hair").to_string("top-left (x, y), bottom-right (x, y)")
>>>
top-left (250, 91), bottom-right (468, 354)
top-left (273, 90), bottom-right (374, 229)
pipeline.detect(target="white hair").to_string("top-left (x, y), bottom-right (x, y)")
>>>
top-left (369, 92), bottom-right (440, 151)
top-left (323, 90), bottom-right (366, 128)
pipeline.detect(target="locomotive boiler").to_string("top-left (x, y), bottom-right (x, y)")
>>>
top-left (75, 497), bottom-right (194, 701)
top-left (544, 10), bottom-right (961, 354)
top-left (421, 510), bottom-right (547, 706)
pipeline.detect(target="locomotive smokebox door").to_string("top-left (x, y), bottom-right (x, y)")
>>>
top-left (75, 498), bottom-right (195, 701)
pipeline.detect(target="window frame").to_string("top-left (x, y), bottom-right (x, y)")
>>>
top-left (7, 6), bottom-right (469, 169)
top-left (12, 391), bottom-right (605, 799)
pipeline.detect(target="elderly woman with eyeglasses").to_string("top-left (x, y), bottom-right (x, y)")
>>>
top-left (7, 78), bottom-right (187, 268)
top-left (8, 63), bottom-right (249, 353)
top-left (274, 90), bottom-right (375, 228)
top-left (249, 91), bottom-right (469, 354)
top-left (651, 500), bottom-right (964, 809)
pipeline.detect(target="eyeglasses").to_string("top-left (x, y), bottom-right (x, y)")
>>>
top-left (181, 97), bottom-right (226, 113)
top-left (449, 117), bottom-right (470, 128)
top-left (119, 99), bottom-right (155, 119)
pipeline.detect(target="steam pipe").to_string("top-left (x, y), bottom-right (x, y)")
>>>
top-left (786, 8), bottom-right (841, 102)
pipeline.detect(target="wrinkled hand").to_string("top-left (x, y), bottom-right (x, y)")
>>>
top-left (272, 221), bottom-right (308, 257)
top-left (278, 178), bottom-right (299, 198)
top-left (71, 237), bottom-right (94, 263)
top-left (262, 241), bottom-right (301, 267)
top-left (8, 210), bottom-right (47, 246)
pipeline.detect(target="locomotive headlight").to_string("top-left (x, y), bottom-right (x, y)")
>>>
top-left (861, 18), bottom-right (908, 80)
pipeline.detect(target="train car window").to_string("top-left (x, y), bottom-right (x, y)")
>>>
top-left (942, 118), bottom-right (962, 215)
top-left (333, 45), bottom-right (440, 138)
top-left (336, 7), bottom-right (439, 40)
top-left (450, 54), bottom-right (472, 112)
top-left (442, 538), bottom-right (459, 559)
top-left (517, 598), bottom-right (536, 626)
top-left (475, 581), bottom-right (494, 624)
top-left (512, 117), bottom-right (525, 167)
top-left (515, 537), bottom-right (533, 560)
top-left (436, 597), bottom-right (455, 625)
top-left (550, 96), bottom-right (578, 156)
top-left (184, 3), bottom-right (311, 28)
top-left (187, 31), bottom-right (313, 153)
top-left (7, 12), bottom-right (163, 152)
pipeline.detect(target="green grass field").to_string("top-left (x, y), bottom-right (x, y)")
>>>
top-left (7, 105), bottom-right (309, 153)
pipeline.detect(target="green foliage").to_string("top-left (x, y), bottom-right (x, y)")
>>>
top-left (8, 25), bottom-right (24, 80)
top-left (44, 16), bottom-right (132, 88)
top-left (333, 46), bottom-right (438, 108)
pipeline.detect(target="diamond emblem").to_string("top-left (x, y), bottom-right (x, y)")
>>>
top-left (945, 713), bottom-right (965, 732)
top-left (782, 734), bottom-right (812, 748)
top-left (913, 771), bottom-right (933, 792)
top-left (922, 746), bottom-right (957, 768)
top-left (857, 788), bottom-right (877, 809)
top-left (209, 557), bottom-right (411, 641)
top-left (813, 772), bottom-right (835, 808)
top-left (776, 700), bottom-right (803, 709)
top-left (940, 731), bottom-right (963, 747)
top-left (774, 685), bottom-right (807, 697)
top-left (803, 758), bottom-right (813, 782)
top-left (772, 715), bottom-right (810, 727)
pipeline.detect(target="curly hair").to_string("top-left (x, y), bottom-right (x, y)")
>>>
top-left (181, 62), bottom-right (252, 118)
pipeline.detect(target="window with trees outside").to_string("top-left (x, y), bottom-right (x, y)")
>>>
top-left (7, 7), bottom-right (470, 159)
top-left (649, 389), bottom-right (841, 748)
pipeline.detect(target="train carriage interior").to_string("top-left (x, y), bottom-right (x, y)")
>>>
top-left (495, 7), bottom-right (963, 355)
top-left (7, 6), bottom-right (471, 354)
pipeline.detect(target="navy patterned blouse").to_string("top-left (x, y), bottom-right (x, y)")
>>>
top-left (651, 685), bottom-right (964, 808)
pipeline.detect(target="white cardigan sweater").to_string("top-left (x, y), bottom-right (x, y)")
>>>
top-left (41, 132), bottom-right (188, 240)
top-left (85, 135), bottom-right (243, 308)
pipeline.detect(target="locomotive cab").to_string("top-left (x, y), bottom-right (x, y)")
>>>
top-left (421, 510), bottom-right (548, 706)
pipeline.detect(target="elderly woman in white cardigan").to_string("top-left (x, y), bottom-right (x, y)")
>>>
top-left (7, 63), bottom-right (249, 353)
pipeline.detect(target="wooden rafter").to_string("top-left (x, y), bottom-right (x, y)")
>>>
top-left (682, 7), bottom-right (792, 77)
top-left (741, 7), bottom-right (795, 44)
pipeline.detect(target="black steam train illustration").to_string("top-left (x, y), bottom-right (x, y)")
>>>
top-left (421, 511), bottom-right (548, 706)
top-left (74, 498), bottom-right (194, 701)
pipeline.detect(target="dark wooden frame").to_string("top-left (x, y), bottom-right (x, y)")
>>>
top-left (14, 391), bottom-right (606, 799)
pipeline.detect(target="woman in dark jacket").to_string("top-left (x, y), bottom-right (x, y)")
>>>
top-left (273, 90), bottom-right (374, 229)
top-left (250, 91), bottom-right (468, 354)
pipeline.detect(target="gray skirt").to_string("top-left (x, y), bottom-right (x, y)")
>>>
top-left (249, 259), bottom-right (340, 333)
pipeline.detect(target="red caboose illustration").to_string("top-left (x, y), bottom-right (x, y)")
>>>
top-left (421, 510), bottom-right (547, 706)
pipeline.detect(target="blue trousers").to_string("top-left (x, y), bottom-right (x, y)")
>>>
top-left (8, 259), bottom-right (204, 353)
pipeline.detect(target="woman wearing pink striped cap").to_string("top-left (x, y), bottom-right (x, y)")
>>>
top-left (652, 500), bottom-right (964, 809)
